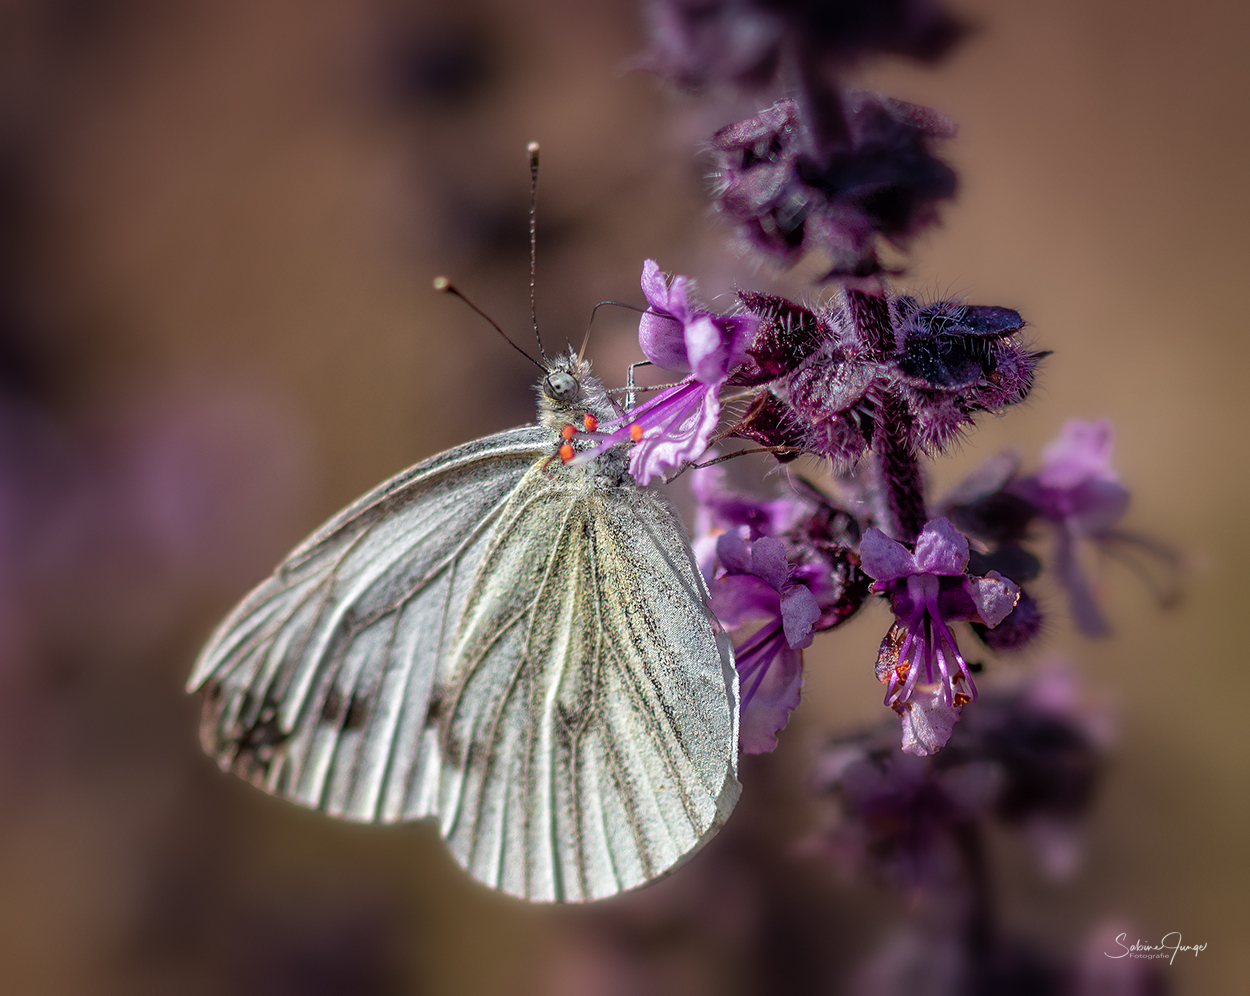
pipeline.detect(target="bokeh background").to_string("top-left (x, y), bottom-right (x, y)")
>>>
top-left (0, 0), bottom-right (1244, 993)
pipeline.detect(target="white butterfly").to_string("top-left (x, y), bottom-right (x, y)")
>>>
top-left (188, 350), bottom-right (741, 902)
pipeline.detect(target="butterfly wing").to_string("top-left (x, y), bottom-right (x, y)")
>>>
top-left (436, 475), bottom-right (739, 901)
top-left (190, 426), bottom-right (740, 902)
top-left (189, 425), bottom-right (552, 820)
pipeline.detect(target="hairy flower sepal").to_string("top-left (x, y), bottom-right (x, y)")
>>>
top-left (861, 518), bottom-right (1019, 756)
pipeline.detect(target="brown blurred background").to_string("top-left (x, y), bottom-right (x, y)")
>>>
top-left (0, 0), bottom-right (1244, 993)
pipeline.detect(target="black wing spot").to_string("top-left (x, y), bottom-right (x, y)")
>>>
top-left (320, 687), bottom-right (344, 724)
top-left (425, 693), bottom-right (443, 725)
top-left (241, 698), bottom-right (289, 751)
top-left (318, 688), bottom-right (371, 731)
top-left (344, 694), bottom-right (370, 731)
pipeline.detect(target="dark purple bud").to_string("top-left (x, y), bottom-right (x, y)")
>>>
top-left (731, 291), bottom-right (823, 384)
top-left (709, 95), bottom-right (957, 276)
top-left (634, 0), bottom-right (966, 93)
top-left (914, 301), bottom-right (1025, 337)
top-left (776, 0), bottom-right (969, 66)
top-left (894, 297), bottom-right (1037, 399)
top-left (968, 544), bottom-right (1041, 584)
top-left (725, 390), bottom-right (807, 461)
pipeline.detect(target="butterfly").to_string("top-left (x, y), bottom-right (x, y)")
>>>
top-left (188, 349), bottom-right (741, 902)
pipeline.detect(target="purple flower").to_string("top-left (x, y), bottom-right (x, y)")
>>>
top-left (691, 470), bottom-right (873, 751)
top-left (861, 518), bottom-right (1018, 755)
top-left (692, 465), bottom-right (871, 624)
top-left (637, 259), bottom-right (755, 379)
top-left (1011, 420), bottom-right (1128, 637)
top-left (573, 260), bottom-right (754, 485)
top-left (709, 95), bottom-right (957, 277)
top-left (708, 529), bottom-right (820, 753)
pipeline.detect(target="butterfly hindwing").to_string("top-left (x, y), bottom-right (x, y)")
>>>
top-left (434, 471), bottom-right (739, 900)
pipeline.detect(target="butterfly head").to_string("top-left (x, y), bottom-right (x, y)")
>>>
top-left (538, 351), bottom-right (614, 433)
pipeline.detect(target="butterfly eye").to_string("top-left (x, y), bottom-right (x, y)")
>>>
top-left (543, 371), bottom-right (578, 402)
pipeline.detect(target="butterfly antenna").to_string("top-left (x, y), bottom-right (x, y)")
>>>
top-left (433, 276), bottom-right (544, 371)
top-left (578, 300), bottom-right (648, 363)
top-left (527, 141), bottom-right (547, 362)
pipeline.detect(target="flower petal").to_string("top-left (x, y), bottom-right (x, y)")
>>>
top-left (859, 527), bottom-right (916, 581)
top-left (626, 380), bottom-right (720, 485)
top-left (708, 572), bottom-right (780, 629)
top-left (739, 644), bottom-right (803, 754)
top-left (685, 315), bottom-right (725, 383)
top-left (912, 517), bottom-right (970, 576)
top-left (967, 570), bottom-right (1020, 629)
top-left (640, 258), bottom-right (687, 319)
top-left (716, 528), bottom-right (753, 576)
top-left (1036, 419), bottom-right (1117, 490)
top-left (748, 535), bottom-right (790, 591)
top-left (780, 584), bottom-right (820, 649)
top-left (638, 311), bottom-right (692, 372)
top-left (899, 685), bottom-right (962, 756)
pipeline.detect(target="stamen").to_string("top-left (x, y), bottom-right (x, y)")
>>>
top-left (560, 424), bottom-right (576, 441)
top-left (558, 442), bottom-right (574, 462)
top-left (583, 414), bottom-right (598, 432)
top-left (630, 423), bottom-right (644, 441)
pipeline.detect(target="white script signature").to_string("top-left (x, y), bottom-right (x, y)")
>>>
top-left (1105, 932), bottom-right (1208, 965)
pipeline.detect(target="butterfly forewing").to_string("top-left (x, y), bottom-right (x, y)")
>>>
top-left (190, 426), bottom-right (550, 812)
top-left (190, 416), bottom-right (740, 902)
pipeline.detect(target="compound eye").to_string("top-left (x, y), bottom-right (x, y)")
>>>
top-left (543, 370), bottom-right (578, 402)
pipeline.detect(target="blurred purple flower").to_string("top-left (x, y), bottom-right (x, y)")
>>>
top-left (578, 260), bottom-right (754, 485)
top-left (810, 736), bottom-right (996, 892)
top-left (635, 0), bottom-right (966, 91)
top-left (861, 518), bottom-right (1018, 755)
top-left (709, 95), bottom-right (957, 277)
top-left (1011, 420), bottom-right (1128, 637)
top-left (957, 664), bottom-right (1109, 879)
top-left (709, 528), bottom-right (819, 753)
